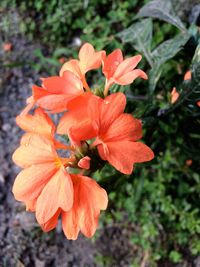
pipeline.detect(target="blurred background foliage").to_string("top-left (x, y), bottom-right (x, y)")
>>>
top-left (1, 0), bottom-right (200, 266)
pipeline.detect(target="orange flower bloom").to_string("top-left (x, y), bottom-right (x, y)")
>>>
top-left (197, 101), bottom-right (200, 107)
top-left (170, 87), bottom-right (180, 104)
top-left (12, 134), bottom-right (74, 221)
top-left (69, 93), bottom-right (154, 174)
top-left (102, 49), bottom-right (148, 96)
top-left (184, 70), bottom-right (191, 81)
top-left (62, 174), bottom-right (108, 239)
top-left (12, 133), bottom-right (107, 239)
top-left (20, 70), bottom-right (83, 114)
top-left (60, 43), bottom-right (105, 91)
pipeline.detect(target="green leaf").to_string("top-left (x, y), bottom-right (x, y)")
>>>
top-left (151, 33), bottom-right (190, 66)
top-left (117, 18), bottom-right (153, 66)
top-left (136, 0), bottom-right (186, 31)
top-left (148, 64), bottom-right (164, 94)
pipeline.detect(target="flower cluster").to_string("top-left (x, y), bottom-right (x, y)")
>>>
top-left (12, 43), bottom-right (154, 240)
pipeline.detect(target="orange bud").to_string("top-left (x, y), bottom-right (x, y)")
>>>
top-left (170, 87), bottom-right (180, 104)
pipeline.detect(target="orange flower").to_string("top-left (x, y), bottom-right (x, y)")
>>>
top-left (12, 133), bottom-right (107, 239)
top-left (62, 174), bottom-right (108, 240)
top-left (170, 87), bottom-right (180, 104)
top-left (12, 134), bottom-right (74, 223)
top-left (102, 49), bottom-right (148, 96)
top-left (197, 101), bottom-right (200, 107)
top-left (60, 43), bottom-right (105, 91)
top-left (69, 93), bottom-right (154, 174)
top-left (21, 70), bottom-right (83, 115)
top-left (184, 70), bottom-right (191, 81)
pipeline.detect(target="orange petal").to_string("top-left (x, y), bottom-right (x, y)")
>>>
top-left (184, 70), bottom-right (191, 81)
top-left (57, 93), bottom-right (93, 135)
top-left (115, 69), bottom-right (148, 85)
top-left (77, 175), bottom-right (108, 237)
top-left (36, 168), bottom-right (73, 224)
top-left (114, 55), bottom-right (142, 78)
top-left (59, 59), bottom-right (82, 78)
top-left (99, 93), bottom-right (126, 134)
top-left (13, 163), bottom-right (57, 202)
top-left (101, 113), bottom-right (142, 142)
top-left (102, 49), bottom-right (123, 79)
top-left (12, 134), bottom-right (57, 168)
top-left (41, 208), bottom-right (61, 232)
top-left (62, 174), bottom-right (108, 239)
top-left (37, 94), bottom-right (74, 113)
top-left (69, 119), bottom-right (98, 142)
top-left (16, 108), bottom-right (55, 137)
top-left (62, 209), bottom-right (79, 240)
top-left (98, 140), bottom-right (154, 174)
top-left (42, 71), bottom-right (83, 94)
top-left (78, 43), bottom-right (105, 74)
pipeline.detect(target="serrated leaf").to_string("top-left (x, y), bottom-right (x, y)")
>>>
top-left (151, 33), bottom-right (190, 66)
top-left (117, 19), bottom-right (153, 66)
top-left (136, 0), bottom-right (186, 31)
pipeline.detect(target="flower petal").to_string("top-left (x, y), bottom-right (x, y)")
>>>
top-left (62, 174), bottom-right (108, 239)
top-left (78, 43), bottom-right (105, 73)
top-left (114, 55), bottom-right (142, 78)
top-left (101, 113), bottom-right (142, 142)
top-left (12, 163), bottom-right (57, 202)
top-left (41, 209), bottom-right (61, 232)
top-left (98, 140), bottom-right (154, 174)
top-left (42, 70), bottom-right (83, 94)
top-left (59, 59), bottom-right (82, 78)
top-left (36, 168), bottom-right (73, 224)
top-left (99, 93), bottom-right (126, 134)
top-left (102, 49), bottom-right (123, 79)
top-left (12, 134), bottom-right (57, 168)
top-left (16, 108), bottom-right (55, 137)
top-left (115, 69), bottom-right (148, 85)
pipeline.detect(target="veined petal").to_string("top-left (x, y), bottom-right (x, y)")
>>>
top-left (59, 59), bottom-right (82, 78)
top-left (98, 140), bottom-right (154, 174)
top-left (115, 69), bottom-right (148, 85)
top-left (12, 163), bottom-right (57, 202)
top-left (42, 70), bottom-right (83, 94)
top-left (62, 174), bottom-right (108, 239)
top-left (12, 134), bottom-right (57, 168)
top-left (16, 108), bottom-right (55, 137)
top-left (78, 43), bottom-right (105, 74)
top-left (41, 209), bottom-right (61, 232)
top-left (99, 93), bottom-right (126, 134)
top-left (36, 168), bottom-right (73, 224)
top-left (102, 49), bottom-right (123, 79)
top-left (114, 55), bottom-right (142, 78)
top-left (62, 209), bottom-right (79, 240)
top-left (101, 113), bottom-right (142, 142)
top-left (37, 94), bottom-right (75, 113)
